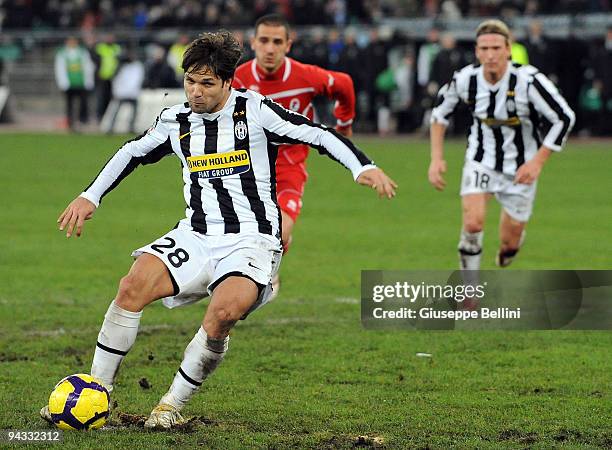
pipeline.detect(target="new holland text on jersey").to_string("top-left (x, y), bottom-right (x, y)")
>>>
top-left (187, 150), bottom-right (251, 179)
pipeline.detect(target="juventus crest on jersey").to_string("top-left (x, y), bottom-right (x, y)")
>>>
top-left (81, 88), bottom-right (375, 240)
top-left (431, 63), bottom-right (575, 175)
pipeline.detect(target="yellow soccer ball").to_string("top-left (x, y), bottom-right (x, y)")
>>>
top-left (48, 374), bottom-right (110, 430)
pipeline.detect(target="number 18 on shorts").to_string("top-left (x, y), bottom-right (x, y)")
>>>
top-left (460, 160), bottom-right (537, 222)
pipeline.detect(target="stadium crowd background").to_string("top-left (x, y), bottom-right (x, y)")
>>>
top-left (0, 1), bottom-right (611, 136)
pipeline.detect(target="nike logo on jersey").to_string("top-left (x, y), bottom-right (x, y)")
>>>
top-left (247, 261), bottom-right (262, 270)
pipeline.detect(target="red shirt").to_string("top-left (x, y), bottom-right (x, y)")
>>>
top-left (233, 57), bottom-right (355, 167)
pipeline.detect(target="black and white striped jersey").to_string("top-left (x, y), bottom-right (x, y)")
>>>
top-left (80, 88), bottom-right (375, 240)
top-left (431, 63), bottom-right (575, 175)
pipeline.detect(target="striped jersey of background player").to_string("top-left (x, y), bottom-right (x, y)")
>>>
top-left (428, 19), bottom-right (575, 272)
top-left (45, 30), bottom-right (397, 429)
top-left (233, 14), bottom-right (356, 298)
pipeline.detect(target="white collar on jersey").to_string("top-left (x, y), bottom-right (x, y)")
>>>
top-left (251, 57), bottom-right (292, 83)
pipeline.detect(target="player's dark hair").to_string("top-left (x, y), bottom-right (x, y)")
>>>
top-left (182, 30), bottom-right (243, 82)
top-left (255, 14), bottom-right (290, 39)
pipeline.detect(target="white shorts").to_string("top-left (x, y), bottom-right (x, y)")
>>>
top-left (132, 223), bottom-right (282, 317)
top-left (460, 160), bottom-right (537, 222)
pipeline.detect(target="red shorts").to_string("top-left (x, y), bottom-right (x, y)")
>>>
top-left (276, 162), bottom-right (308, 222)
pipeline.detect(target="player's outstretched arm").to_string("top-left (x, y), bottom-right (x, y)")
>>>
top-left (57, 196), bottom-right (96, 238)
top-left (356, 168), bottom-right (397, 199)
top-left (259, 97), bottom-right (396, 195)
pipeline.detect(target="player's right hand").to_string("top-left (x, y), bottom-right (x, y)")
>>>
top-left (357, 168), bottom-right (397, 199)
top-left (58, 196), bottom-right (97, 238)
top-left (428, 159), bottom-right (447, 191)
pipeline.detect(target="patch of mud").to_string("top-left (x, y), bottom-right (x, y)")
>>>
top-left (321, 434), bottom-right (385, 449)
top-left (498, 429), bottom-right (538, 444)
top-left (107, 412), bottom-right (216, 432)
top-left (138, 377), bottom-right (152, 390)
top-left (0, 352), bottom-right (29, 362)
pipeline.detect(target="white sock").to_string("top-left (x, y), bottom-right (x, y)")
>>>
top-left (91, 300), bottom-right (142, 391)
top-left (160, 327), bottom-right (229, 411)
top-left (458, 230), bottom-right (483, 270)
top-left (458, 230), bottom-right (483, 287)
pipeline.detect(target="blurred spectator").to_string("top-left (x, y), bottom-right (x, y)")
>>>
top-left (3, 0), bottom-right (33, 28)
top-left (203, 3), bottom-right (220, 27)
top-left (430, 33), bottom-right (468, 134)
top-left (440, 0), bottom-right (462, 19)
top-left (430, 33), bottom-right (465, 89)
top-left (325, 0), bottom-right (348, 26)
top-left (235, 30), bottom-right (253, 64)
top-left (417, 28), bottom-right (441, 90)
top-left (133, 3), bottom-right (149, 29)
top-left (499, 0), bottom-right (523, 18)
top-left (557, 27), bottom-right (589, 131)
top-left (337, 29), bottom-right (363, 91)
top-left (144, 44), bottom-right (179, 89)
top-left (0, 1), bottom-right (610, 30)
top-left (362, 29), bottom-right (390, 129)
top-left (524, 20), bottom-right (558, 81)
top-left (1, 2), bottom-right (612, 136)
top-left (94, 33), bottom-right (121, 121)
top-left (296, 28), bottom-right (329, 68)
top-left (579, 80), bottom-right (604, 135)
top-left (292, 0), bottom-right (328, 25)
top-left (0, 36), bottom-right (22, 74)
top-left (510, 31), bottom-right (529, 65)
top-left (97, 1), bottom-right (116, 28)
top-left (590, 26), bottom-right (612, 135)
top-left (54, 36), bottom-right (94, 131)
top-left (392, 51), bottom-right (417, 133)
top-left (167, 34), bottom-right (190, 84)
top-left (416, 28), bottom-right (441, 132)
top-left (327, 29), bottom-right (345, 70)
top-left (220, 0), bottom-right (251, 27)
top-left (108, 51), bottom-right (144, 134)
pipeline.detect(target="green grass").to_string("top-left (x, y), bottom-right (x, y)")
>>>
top-left (0, 133), bottom-right (611, 449)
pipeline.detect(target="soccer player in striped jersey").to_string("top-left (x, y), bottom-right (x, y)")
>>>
top-left (428, 19), bottom-right (574, 273)
top-left (40, 31), bottom-right (396, 429)
top-left (233, 14), bottom-right (357, 298)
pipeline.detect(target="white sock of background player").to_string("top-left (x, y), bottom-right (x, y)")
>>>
top-left (458, 229), bottom-right (483, 287)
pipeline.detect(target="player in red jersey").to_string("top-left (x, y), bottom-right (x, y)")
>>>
top-left (233, 14), bottom-right (357, 297)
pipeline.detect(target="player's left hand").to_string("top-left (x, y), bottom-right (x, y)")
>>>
top-left (514, 159), bottom-right (542, 185)
top-left (335, 125), bottom-right (353, 137)
top-left (357, 168), bottom-right (397, 199)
